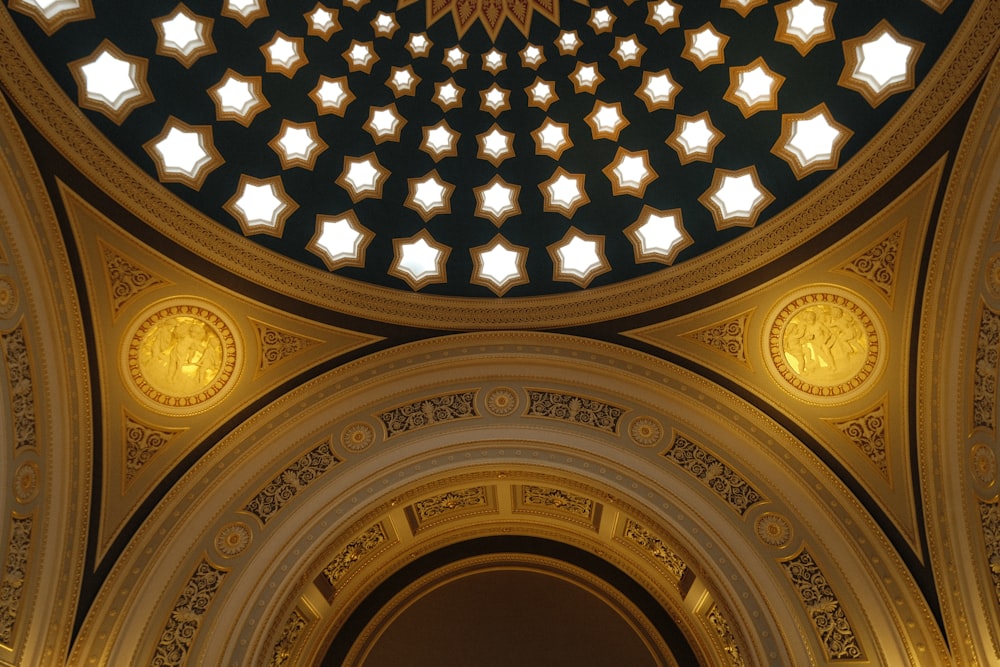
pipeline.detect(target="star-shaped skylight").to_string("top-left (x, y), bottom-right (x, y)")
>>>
top-left (839, 20), bottom-right (924, 107)
top-left (471, 236), bottom-right (529, 296)
top-left (585, 101), bottom-right (628, 140)
top-left (390, 230), bottom-right (450, 290)
top-left (636, 69), bottom-right (681, 111)
top-left (421, 121), bottom-right (459, 161)
top-left (540, 168), bottom-right (589, 217)
top-left (69, 40), bottom-right (151, 124)
top-left (474, 176), bottom-right (521, 226)
top-left (625, 206), bottom-right (692, 265)
top-left (646, 1), bottom-right (680, 33)
top-left (364, 104), bottom-right (405, 143)
top-left (309, 212), bottom-right (374, 270)
top-left (209, 70), bottom-right (268, 126)
top-left (699, 167), bottom-right (775, 229)
top-left (261, 32), bottom-right (306, 77)
top-left (548, 228), bottom-right (609, 287)
top-left (667, 112), bottom-right (724, 164)
top-left (725, 58), bottom-right (785, 117)
top-left (772, 103), bottom-right (853, 178)
top-left (153, 5), bottom-right (215, 68)
top-left (406, 171), bottom-right (454, 221)
top-left (268, 121), bottom-right (326, 170)
top-left (309, 76), bottom-right (354, 116)
top-left (532, 119), bottom-right (573, 159)
top-left (337, 153), bottom-right (388, 202)
top-left (683, 23), bottom-right (728, 70)
top-left (143, 117), bottom-right (222, 189)
top-left (477, 125), bottom-right (514, 165)
top-left (603, 149), bottom-right (657, 197)
top-left (224, 175), bottom-right (297, 237)
top-left (304, 4), bottom-right (339, 40)
top-left (775, 0), bottom-right (836, 56)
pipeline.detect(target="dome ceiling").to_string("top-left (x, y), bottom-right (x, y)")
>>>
top-left (7, 0), bottom-right (969, 298)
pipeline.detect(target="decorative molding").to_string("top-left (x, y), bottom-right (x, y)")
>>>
top-left (0, 514), bottom-right (32, 647)
top-left (399, 0), bottom-right (561, 38)
top-left (251, 319), bottom-right (321, 374)
top-left (244, 440), bottom-right (341, 525)
top-left (99, 241), bottom-right (166, 318)
top-left (405, 486), bottom-right (496, 533)
top-left (484, 386), bottom-right (518, 416)
top-left (628, 416), bottom-right (663, 447)
top-left (755, 512), bottom-right (792, 548)
top-left (340, 422), bottom-right (375, 453)
top-left (781, 548), bottom-right (864, 661)
top-left (972, 302), bottom-right (1000, 433)
top-left (838, 225), bottom-right (902, 303)
top-left (986, 252), bottom-right (1000, 300)
top-left (151, 559), bottom-right (227, 666)
top-left (622, 518), bottom-right (687, 580)
top-left (13, 461), bottom-right (39, 504)
top-left (972, 443), bottom-right (998, 487)
top-left (1, 324), bottom-right (36, 451)
top-left (980, 497), bottom-right (1000, 611)
top-left (317, 522), bottom-right (390, 601)
top-left (826, 400), bottom-right (890, 480)
top-left (0, 274), bottom-right (17, 319)
top-left (123, 412), bottom-right (184, 486)
top-left (520, 484), bottom-right (594, 518)
top-left (525, 389), bottom-right (624, 433)
top-left (707, 604), bottom-right (746, 667)
top-left (662, 432), bottom-right (765, 516)
top-left (379, 391), bottom-right (478, 439)
top-left (683, 312), bottom-right (752, 367)
top-left (269, 607), bottom-right (308, 667)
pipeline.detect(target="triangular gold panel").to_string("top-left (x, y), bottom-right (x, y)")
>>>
top-left (836, 223), bottom-right (905, 306)
top-left (824, 396), bottom-right (891, 483)
top-left (681, 310), bottom-right (754, 370)
top-left (58, 180), bottom-right (383, 562)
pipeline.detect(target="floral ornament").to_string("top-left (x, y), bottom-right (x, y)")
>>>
top-left (485, 387), bottom-right (518, 416)
top-left (341, 422), bottom-right (375, 452)
top-left (628, 416), bottom-right (663, 447)
top-left (0, 276), bottom-right (17, 319)
top-left (215, 521), bottom-right (252, 558)
top-left (972, 443), bottom-right (997, 487)
top-left (14, 461), bottom-right (40, 503)
top-left (755, 512), bottom-right (792, 547)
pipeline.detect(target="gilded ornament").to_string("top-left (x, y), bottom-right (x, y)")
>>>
top-left (755, 512), bottom-right (792, 548)
top-left (0, 275), bottom-right (17, 318)
top-left (0, 514), bottom-right (32, 645)
top-left (971, 443), bottom-right (997, 487)
top-left (484, 387), bottom-right (518, 416)
top-left (341, 422), bottom-right (375, 452)
top-left (126, 303), bottom-right (238, 409)
top-left (13, 461), bottom-right (39, 503)
top-left (987, 252), bottom-right (1000, 299)
top-left (768, 291), bottom-right (881, 399)
top-left (628, 416), bottom-right (663, 447)
top-left (152, 559), bottom-right (228, 665)
top-left (215, 522), bottom-right (252, 559)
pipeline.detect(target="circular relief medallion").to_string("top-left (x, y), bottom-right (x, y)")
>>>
top-left (215, 521), bottom-right (252, 558)
top-left (14, 461), bottom-right (40, 503)
top-left (971, 443), bottom-right (997, 487)
top-left (755, 512), bottom-right (792, 548)
top-left (0, 275), bottom-right (17, 319)
top-left (766, 289), bottom-right (883, 401)
top-left (341, 422), bottom-right (376, 452)
top-left (485, 387), bottom-right (519, 417)
top-left (125, 301), bottom-right (240, 410)
top-left (628, 416), bottom-right (663, 447)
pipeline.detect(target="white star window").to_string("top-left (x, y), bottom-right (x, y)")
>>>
top-left (304, 4), bottom-right (339, 40)
top-left (444, 45), bottom-right (468, 71)
top-left (624, 206), bottom-right (692, 265)
top-left (480, 84), bottom-right (511, 116)
top-left (772, 103), bottom-right (853, 178)
top-left (548, 228), bottom-right (609, 288)
top-left (371, 11), bottom-right (398, 37)
top-left (532, 119), bottom-right (573, 159)
top-left (725, 58), bottom-right (785, 117)
top-left (589, 7), bottom-right (615, 33)
top-left (839, 21), bottom-right (923, 107)
top-left (775, 0), bottom-right (835, 56)
top-left (585, 101), bottom-right (628, 141)
top-left (570, 63), bottom-right (603, 94)
top-left (261, 32), bottom-right (306, 77)
top-left (390, 230), bottom-right (450, 290)
top-left (720, 0), bottom-right (768, 18)
top-left (337, 153), bottom-right (388, 202)
top-left (646, 0), bottom-right (680, 33)
top-left (683, 23), bottom-right (728, 70)
top-left (209, 70), bottom-right (268, 126)
top-left (222, 0), bottom-right (267, 27)
top-left (343, 40), bottom-right (377, 73)
top-left (268, 121), bottom-right (326, 170)
top-left (556, 30), bottom-right (581, 56)
top-left (602, 149), bottom-right (657, 197)
top-left (309, 212), bottom-right (374, 271)
top-left (224, 175), bottom-right (296, 237)
top-left (364, 104), bottom-right (405, 143)
top-left (143, 117), bottom-right (222, 189)
top-left (477, 124), bottom-right (514, 165)
top-left (406, 171), bottom-right (454, 221)
top-left (153, 5), bottom-right (215, 68)
top-left (667, 112), bottom-right (724, 164)
top-left (433, 79), bottom-right (464, 111)
top-left (69, 40), bottom-right (151, 124)
top-left (406, 32), bottom-right (432, 58)
top-left (309, 76), bottom-right (354, 116)
top-left (540, 168), bottom-right (588, 217)
top-left (612, 36), bottom-right (645, 69)
top-left (526, 78), bottom-right (557, 111)
top-left (699, 166), bottom-right (775, 229)
top-left (471, 236), bottom-right (528, 296)
top-left (386, 66), bottom-right (419, 97)
top-left (520, 43), bottom-right (545, 68)
top-left (421, 121), bottom-right (459, 161)
top-left (474, 176), bottom-right (521, 226)
top-left (9, 0), bottom-right (93, 35)
top-left (637, 69), bottom-right (681, 111)
top-left (483, 48), bottom-right (505, 73)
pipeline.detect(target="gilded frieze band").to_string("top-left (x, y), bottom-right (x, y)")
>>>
top-left (1, 323), bottom-right (36, 452)
top-left (661, 432), bottom-right (765, 517)
top-left (243, 440), bottom-right (341, 525)
top-left (150, 558), bottom-right (228, 667)
top-left (525, 389), bottom-right (624, 433)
